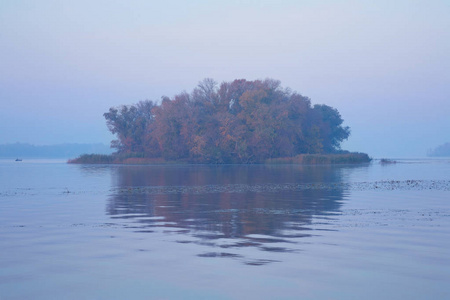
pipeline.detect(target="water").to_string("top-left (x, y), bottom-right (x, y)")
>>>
top-left (1, 159), bottom-right (449, 299)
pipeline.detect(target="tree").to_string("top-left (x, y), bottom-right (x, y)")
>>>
top-left (104, 78), bottom-right (352, 163)
top-left (103, 100), bottom-right (155, 154)
top-left (311, 104), bottom-right (350, 153)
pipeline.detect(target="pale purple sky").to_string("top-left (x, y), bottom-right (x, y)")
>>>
top-left (1, 0), bottom-right (449, 158)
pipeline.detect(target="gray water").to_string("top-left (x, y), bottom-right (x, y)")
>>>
top-left (1, 159), bottom-right (449, 299)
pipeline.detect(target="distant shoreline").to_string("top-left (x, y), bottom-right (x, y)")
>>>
top-left (0, 143), bottom-right (112, 159)
top-left (68, 152), bottom-right (371, 165)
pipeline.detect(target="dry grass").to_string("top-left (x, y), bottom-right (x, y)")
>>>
top-left (265, 153), bottom-right (371, 165)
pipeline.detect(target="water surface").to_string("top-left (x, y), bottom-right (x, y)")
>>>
top-left (1, 159), bottom-right (449, 299)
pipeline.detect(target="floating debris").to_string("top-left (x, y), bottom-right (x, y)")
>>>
top-left (111, 179), bottom-right (450, 195)
top-left (380, 158), bottom-right (397, 165)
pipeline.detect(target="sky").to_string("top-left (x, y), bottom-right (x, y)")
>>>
top-left (1, 0), bottom-right (449, 158)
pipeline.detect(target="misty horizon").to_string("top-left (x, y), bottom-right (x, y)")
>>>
top-left (1, 1), bottom-right (449, 158)
top-left (0, 142), bottom-right (112, 159)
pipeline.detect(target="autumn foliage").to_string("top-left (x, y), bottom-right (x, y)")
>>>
top-left (103, 78), bottom-right (351, 164)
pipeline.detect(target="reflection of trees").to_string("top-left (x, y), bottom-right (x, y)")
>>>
top-left (107, 165), bottom-right (363, 239)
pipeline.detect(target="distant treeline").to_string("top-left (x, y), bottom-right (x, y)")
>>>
top-left (72, 78), bottom-right (370, 164)
top-left (0, 143), bottom-right (112, 159)
top-left (427, 142), bottom-right (450, 157)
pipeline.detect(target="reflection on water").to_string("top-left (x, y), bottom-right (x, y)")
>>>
top-left (106, 165), bottom-right (364, 258)
top-left (2, 160), bottom-right (450, 299)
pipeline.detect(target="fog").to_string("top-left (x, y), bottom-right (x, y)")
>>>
top-left (1, 0), bottom-right (449, 158)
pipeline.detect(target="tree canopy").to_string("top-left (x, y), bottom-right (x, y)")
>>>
top-left (104, 78), bottom-right (351, 163)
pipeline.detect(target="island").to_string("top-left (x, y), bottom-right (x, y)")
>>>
top-left (69, 78), bottom-right (370, 164)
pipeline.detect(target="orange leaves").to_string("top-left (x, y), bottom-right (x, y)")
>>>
top-left (190, 135), bottom-right (206, 157)
top-left (104, 78), bottom-right (350, 163)
top-left (239, 89), bottom-right (268, 111)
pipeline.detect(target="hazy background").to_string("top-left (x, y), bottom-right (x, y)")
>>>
top-left (1, 0), bottom-right (449, 158)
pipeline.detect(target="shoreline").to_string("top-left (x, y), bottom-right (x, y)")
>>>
top-left (68, 152), bottom-right (371, 165)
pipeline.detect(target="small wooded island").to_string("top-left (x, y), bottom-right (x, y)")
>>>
top-left (69, 78), bottom-right (370, 164)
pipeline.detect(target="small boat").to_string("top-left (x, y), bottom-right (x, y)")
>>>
top-left (15, 158), bottom-right (22, 162)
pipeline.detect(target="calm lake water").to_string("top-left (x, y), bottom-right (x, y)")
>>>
top-left (1, 159), bottom-right (449, 299)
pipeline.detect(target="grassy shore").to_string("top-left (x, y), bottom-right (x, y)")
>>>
top-left (265, 153), bottom-right (371, 164)
top-left (67, 154), bottom-right (173, 164)
top-left (68, 152), bottom-right (371, 165)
